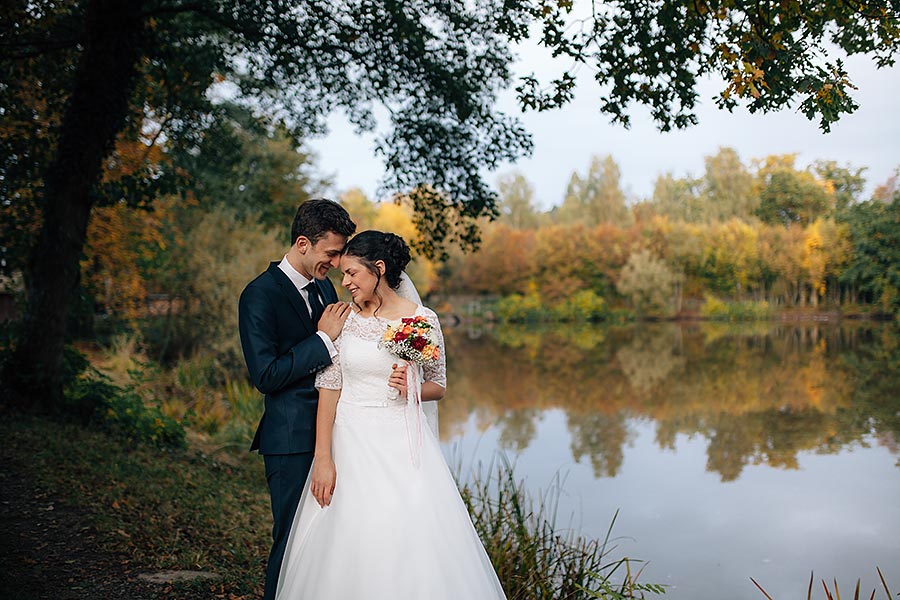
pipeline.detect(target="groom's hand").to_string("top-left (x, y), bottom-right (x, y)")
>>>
top-left (318, 302), bottom-right (352, 340)
top-left (311, 456), bottom-right (337, 508)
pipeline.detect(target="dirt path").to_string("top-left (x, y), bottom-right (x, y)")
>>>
top-left (0, 459), bottom-right (164, 600)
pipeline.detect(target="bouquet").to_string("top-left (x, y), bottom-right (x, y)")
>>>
top-left (378, 315), bottom-right (441, 468)
top-left (378, 316), bottom-right (441, 366)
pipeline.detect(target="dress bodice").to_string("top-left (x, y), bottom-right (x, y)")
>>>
top-left (315, 305), bottom-right (446, 407)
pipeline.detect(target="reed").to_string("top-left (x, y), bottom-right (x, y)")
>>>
top-left (459, 456), bottom-right (664, 600)
top-left (751, 568), bottom-right (892, 600)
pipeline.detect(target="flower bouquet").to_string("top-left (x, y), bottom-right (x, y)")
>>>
top-left (378, 315), bottom-right (441, 467)
top-left (378, 316), bottom-right (441, 366)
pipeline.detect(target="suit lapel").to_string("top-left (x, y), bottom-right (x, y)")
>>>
top-left (266, 263), bottom-right (315, 336)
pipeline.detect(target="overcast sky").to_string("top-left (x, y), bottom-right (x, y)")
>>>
top-left (309, 37), bottom-right (900, 210)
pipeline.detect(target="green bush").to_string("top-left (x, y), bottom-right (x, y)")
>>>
top-left (64, 356), bottom-right (186, 450)
top-left (496, 291), bottom-right (546, 323)
top-left (498, 290), bottom-right (611, 324)
top-left (616, 250), bottom-right (679, 319)
top-left (552, 290), bottom-right (608, 322)
top-left (606, 308), bottom-right (637, 324)
top-left (701, 294), bottom-right (771, 321)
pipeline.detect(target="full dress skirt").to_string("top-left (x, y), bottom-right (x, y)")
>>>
top-left (274, 307), bottom-right (506, 600)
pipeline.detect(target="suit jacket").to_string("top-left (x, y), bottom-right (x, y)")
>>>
top-left (238, 262), bottom-right (338, 455)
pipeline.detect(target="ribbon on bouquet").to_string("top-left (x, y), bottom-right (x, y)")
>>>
top-left (403, 360), bottom-right (425, 468)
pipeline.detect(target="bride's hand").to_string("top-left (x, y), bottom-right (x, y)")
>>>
top-left (389, 363), bottom-right (407, 398)
top-left (310, 456), bottom-right (336, 508)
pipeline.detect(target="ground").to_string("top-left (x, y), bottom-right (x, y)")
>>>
top-left (0, 410), bottom-right (268, 600)
top-left (0, 463), bottom-right (163, 600)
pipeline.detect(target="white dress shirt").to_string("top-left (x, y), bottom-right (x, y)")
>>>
top-left (278, 256), bottom-right (338, 358)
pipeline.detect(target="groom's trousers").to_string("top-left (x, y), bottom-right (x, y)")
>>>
top-left (263, 452), bottom-right (314, 600)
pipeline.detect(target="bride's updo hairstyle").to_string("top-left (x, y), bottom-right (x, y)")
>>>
top-left (342, 231), bottom-right (412, 309)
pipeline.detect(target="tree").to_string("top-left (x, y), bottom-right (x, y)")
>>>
top-left (173, 103), bottom-right (329, 231)
top-left (648, 173), bottom-right (702, 222)
top-left (839, 199), bottom-right (900, 314)
top-left (518, 1), bottom-right (898, 132)
top-left (814, 160), bottom-right (867, 212)
top-left (459, 224), bottom-right (536, 295)
top-left (496, 171), bottom-right (540, 229)
top-left (702, 219), bottom-right (760, 299)
top-left (150, 205), bottom-right (284, 363)
top-left (755, 155), bottom-right (832, 226)
top-left (699, 147), bottom-right (759, 221)
top-left (3, 0), bottom-right (897, 407)
top-left (872, 168), bottom-right (899, 204)
top-left (81, 200), bottom-right (168, 321)
top-left (616, 249), bottom-right (680, 318)
top-left (1, 0), bottom-right (532, 407)
top-left (339, 188), bottom-right (379, 232)
top-left (556, 155), bottom-right (630, 226)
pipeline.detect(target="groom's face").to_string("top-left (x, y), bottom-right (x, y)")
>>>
top-left (297, 231), bottom-right (347, 280)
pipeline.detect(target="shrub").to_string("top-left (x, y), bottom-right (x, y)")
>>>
top-left (616, 250), bottom-right (679, 319)
top-left (497, 291), bottom-right (546, 323)
top-left (552, 290), bottom-right (608, 322)
top-left (497, 289), bottom-right (610, 324)
top-left (700, 294), bottom-right (770, 321)
top-left (64, 352), bottom-right (186, 449)
top-left (142, 205), bottom-right (283, 365)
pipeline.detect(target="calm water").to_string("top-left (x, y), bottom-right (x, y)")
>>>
top-left (437, 321), bottom-right (900, 600)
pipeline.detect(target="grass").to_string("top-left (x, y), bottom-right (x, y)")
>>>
top-left (2, 411), bottom-right (271, 598)
top-left (2, 410), bottom-right (662, 599)
top-left (751, 568), bottom-right (893, 600)
top-left (461, 457), bottom-right (664, 599)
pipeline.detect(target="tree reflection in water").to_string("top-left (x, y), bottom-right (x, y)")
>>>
top-left (443, 321), bottom-right (900, 481)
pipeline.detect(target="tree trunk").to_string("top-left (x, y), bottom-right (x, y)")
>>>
top-left (5, 0), bottom-right (146, 410)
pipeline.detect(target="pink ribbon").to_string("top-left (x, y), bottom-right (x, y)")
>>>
top-left (403, 360), bottom-right (425, 468)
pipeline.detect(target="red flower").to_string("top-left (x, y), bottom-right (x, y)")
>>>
top-left (394, 331), bottom-right (406, 342)
top-left (412, 336), bottom-right (427, 351)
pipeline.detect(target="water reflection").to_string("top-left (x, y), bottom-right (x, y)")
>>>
top-left (442, 321), bottom-right (900, 481)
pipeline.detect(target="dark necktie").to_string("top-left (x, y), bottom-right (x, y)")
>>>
top-left (304, 281), bottom-right (325, 324)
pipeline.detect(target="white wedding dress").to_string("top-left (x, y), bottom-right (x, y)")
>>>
top-left (274, 305), bottom-right (507, 600)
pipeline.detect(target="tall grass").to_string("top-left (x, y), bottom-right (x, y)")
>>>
top-left (92, 339), bottom-right (261, 446)
top-left (459, 457), bottom-right (664, 600)
top-left (751, 568), bottom-right (892, 600)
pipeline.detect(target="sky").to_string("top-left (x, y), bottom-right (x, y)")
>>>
top-left (309, 35), bottom-right (900, 211)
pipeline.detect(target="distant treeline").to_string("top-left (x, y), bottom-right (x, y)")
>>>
top-left (437, 149), bottom-right (900, 319)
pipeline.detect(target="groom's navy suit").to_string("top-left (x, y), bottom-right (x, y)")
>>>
top-left (238, 262), bottom-right (337, 600)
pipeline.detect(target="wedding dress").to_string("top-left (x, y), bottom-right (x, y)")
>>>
top-left (274, 305), bottom-right (507, 600)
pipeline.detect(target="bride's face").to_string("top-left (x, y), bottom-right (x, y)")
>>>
top-left (340, 255), bottom-right (385, 304)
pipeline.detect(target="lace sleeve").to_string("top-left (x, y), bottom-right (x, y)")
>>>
top-left (422, 309), bottom-right (447, 388)
top-left (314, 334), bottom-right (342, 390)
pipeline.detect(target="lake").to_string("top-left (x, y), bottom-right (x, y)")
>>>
top-left (437, 321), bottom-right (900, 600)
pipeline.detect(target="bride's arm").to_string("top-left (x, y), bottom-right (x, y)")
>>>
top-left (310, 387), bottom-right (339, 508)
top-left (421, 381), bottom-right (445, 401)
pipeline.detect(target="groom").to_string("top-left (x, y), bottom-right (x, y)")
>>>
top-left (238, 198), bottom-right (356, 600)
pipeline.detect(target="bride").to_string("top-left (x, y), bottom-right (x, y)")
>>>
top-left (274, 230), bottom-right (507, 600)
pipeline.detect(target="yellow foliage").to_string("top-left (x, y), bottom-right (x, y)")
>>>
top-left (339, 196), bottom-right (438, 295)
top-left (82, 201), bottom-right (168, 320)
